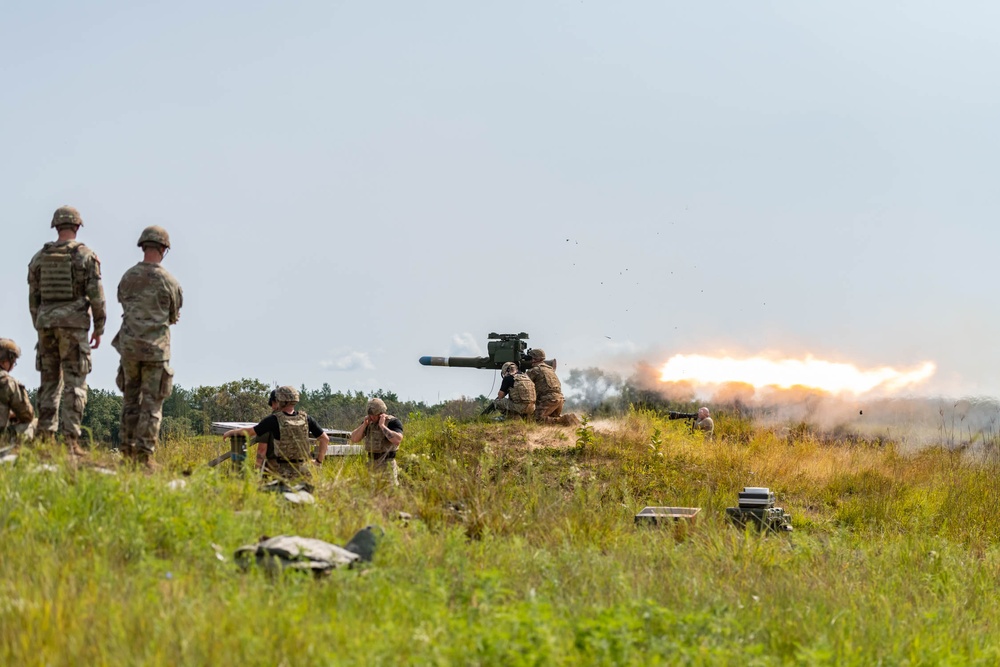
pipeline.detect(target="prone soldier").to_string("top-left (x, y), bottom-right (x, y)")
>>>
top-left (27, 206), bottom-right (106, 455)
top-left (0, 339), bottom-right (37, 444)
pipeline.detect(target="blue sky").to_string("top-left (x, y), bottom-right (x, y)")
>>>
top-left (3, 1), bottom-right (999, 405)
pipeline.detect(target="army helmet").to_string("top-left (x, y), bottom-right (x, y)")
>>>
top-left (0, 338), bottom-right (21, 361)
top-left (275, 386), bottom-right (299, 403)
top-left (501, 361), bottom-right (518, 376)
top-left (137, 225), bottom-right (171, 249)
top-left (528, 348), bottom-right (546, 362)
top-left (51, 205), bottom-right (83, 229)
top-left (367, 398), bottom-right (387, 415)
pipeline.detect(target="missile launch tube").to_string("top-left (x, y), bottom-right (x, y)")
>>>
top-left (419, 356), bottom-right (496, 369)
top-left (419, 356), bottom-right (557, 371)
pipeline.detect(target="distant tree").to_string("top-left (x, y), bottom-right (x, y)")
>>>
top-left (190, 378), bottom-right (271, 426)
top-left (82, 388), bottom-right (123, 445)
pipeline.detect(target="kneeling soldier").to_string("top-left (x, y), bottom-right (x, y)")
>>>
top-left (527, 349), bottom-right (566, 423)
top-left (0, 339), bottom-right (37, 444)
top-left (482, 362), bottom-right (536, 419)
top-left (223, 385), bottom-right (329, 481)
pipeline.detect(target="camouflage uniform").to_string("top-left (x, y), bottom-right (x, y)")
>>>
top-left (0, 369), bottom-right (37, 443)
top-left (527, 359), bottom-right (564, 422)
top-left (112, 260), bottom-right (183, 456)
top-left (27, 217), bottom-right (106, 442)
top-left (491, 373), bottom-right (536, 418)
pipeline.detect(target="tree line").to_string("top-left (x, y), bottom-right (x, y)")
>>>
top-left (25, 367), bottom-right (694, 446)
top-left (46, 379), bottom-right (489, 447)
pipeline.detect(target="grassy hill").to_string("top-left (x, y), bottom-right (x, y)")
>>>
top-left (1, 410), bottom-right (999, 665)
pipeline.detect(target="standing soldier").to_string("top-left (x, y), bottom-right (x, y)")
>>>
top-left (0, 338), bottom-right (37, 444)
top-left (349, 398), bottom-right (404, 486)
top-left (526, 349), bottom-right (566, 423)
top-left (111, 226), bottom-right (183, 470)
top-left (27, 206), bottom-right (106, 456)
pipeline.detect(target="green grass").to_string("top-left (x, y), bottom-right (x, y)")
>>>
top-left (1, 410), bottom-right (999, 665)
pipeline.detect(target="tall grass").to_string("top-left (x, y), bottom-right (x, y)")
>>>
top-left (0, 412), bottom-right (998, 665)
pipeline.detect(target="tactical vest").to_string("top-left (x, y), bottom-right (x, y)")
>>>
top-left (0, 370), bottom-right (33, 430)
top-left (365, 414), bottom-right (398, 454)
top-left (0, 370), bottom-right (12, 430)
top-left (38, 242), bottom-right (82, 302)
top-left (272, 411), bottom-right (311, 461)
top-left (508, 373), bottom-right (536, 405)
top-left (530, 364), bottom-right (562, 397)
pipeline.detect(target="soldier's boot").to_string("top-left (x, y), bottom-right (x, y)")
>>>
top-left (136, 449), bottom-right (159, 473)
top-left (557, 414), bottom-right (581, 427)
top-left (119, 444), bottom-right (137, 466)
top-left (65, 436), bottom-right (88, 458)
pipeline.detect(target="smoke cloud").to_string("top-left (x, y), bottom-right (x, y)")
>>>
top-left (618, 359), bottom-right (1000, 452)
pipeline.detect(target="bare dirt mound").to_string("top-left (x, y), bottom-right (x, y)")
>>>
top-left (518, 417), bottom-right (621, 451)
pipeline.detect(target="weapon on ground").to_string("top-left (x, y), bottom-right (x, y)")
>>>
top-left (725, 487), bottom-right (793, 533)
top-left (419, 332), bottom-right (556, 371)
top-left (207, 422), bottom-right (362, 470)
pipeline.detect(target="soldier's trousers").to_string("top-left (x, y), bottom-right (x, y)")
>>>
top-left (1, 420), bottom-right (38, 445)
top-left (488, 396), bottom-right (535, 419)
top-left (263, 459), bottom-right (314, 482)
top-left (36, 328), bottom-right (91, 438)
top-left (368, 452), bottom-right (399, 487)
top-left (535, 395), bottom-right (565, 422)
top-left (117, 359), bottom-right (173, 453)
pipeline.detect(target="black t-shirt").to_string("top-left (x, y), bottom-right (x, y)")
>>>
top-left (253, 411), bottom-right (325, 441)
top-left (499, 375), bottom-right (514, 396)
top-left (365, 417), bottom-right (404, 436)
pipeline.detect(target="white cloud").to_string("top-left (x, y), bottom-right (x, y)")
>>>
top-left (448, 332), bottom-right (483, 357)
top-left (320, 351), bottom-right (375, 372)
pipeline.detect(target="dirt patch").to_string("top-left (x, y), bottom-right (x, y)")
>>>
top-left (523, 425), bottom-right (577, 450)
top-left (511, 416), bottom-right (622, 451)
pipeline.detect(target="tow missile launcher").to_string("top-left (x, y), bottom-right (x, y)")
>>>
top-left (725, 487), bottom-right (793, 533)
top-left (419, 332), bottom-right (557, 371)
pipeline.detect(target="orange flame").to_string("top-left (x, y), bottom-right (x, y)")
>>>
top-left (658, 354), bottom-right (936, 395)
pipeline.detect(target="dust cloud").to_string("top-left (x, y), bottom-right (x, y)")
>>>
top-left (625, 362), bottom-right (1000, 452)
